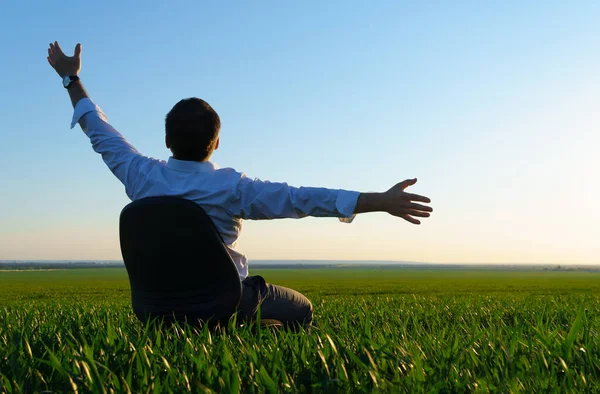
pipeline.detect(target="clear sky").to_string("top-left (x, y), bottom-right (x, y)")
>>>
top-left (1, 1), bottom-right (598, 264)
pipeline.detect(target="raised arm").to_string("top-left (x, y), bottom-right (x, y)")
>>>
top-left (47, 42), bottom-right (88, 125)
top-left (47, 41), bottom-right (150, 200)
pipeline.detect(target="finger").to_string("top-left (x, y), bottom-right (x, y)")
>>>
top-left (405, 193), bottom-right (431, 203)
top-left (47, 56), bottom-right (54, 66)
top-left (54, 41), bottom-right (65, 56)
top-left (74, 43), bottom-right (82, 57)
top-left (406, 202), bottom-right (433, 212)
top-left (399, 178), bottom-right (417, 190)
top-left (50, 43), bottom-right (58, 59)
top-left (401, 214), bottom-right (420, 225)
top-left (405, 209), bottom-right (430, 218)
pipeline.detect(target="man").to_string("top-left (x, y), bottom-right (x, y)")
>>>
top-left (47, 42), bottom-right (433, 328)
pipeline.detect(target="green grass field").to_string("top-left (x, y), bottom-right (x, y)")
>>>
top-left (1, 267), bottom-right (599, 393)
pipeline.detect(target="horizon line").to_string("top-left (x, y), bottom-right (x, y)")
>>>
top-left (1, 259), bottom-right (598, 266)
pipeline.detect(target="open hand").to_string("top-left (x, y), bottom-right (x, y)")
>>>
top-left (47, 41), bottom-right (82, 78)
top-left (383, 179), bottom-right (432, 224)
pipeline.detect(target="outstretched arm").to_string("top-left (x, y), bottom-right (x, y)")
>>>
top-left (229, 175), bottom-right (432, 225)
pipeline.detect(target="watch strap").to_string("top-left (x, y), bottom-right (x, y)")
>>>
top-left (63, 75), bottom-right (80, 88)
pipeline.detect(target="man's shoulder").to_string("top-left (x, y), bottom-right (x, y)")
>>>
top-left (137, 155), bottom-right (167, 170)
top-left (213, 166), bottom-right (244, 180)
top-left (214, 165), bottom-right (237, 173)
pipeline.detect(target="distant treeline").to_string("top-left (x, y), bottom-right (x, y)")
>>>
top-left (0, 262), bottom-right (124, 270)
top-left (1, 261), bottom-right (599, 272)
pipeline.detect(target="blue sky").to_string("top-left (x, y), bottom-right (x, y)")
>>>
top-left (1, 1), bottom-right (598, 263)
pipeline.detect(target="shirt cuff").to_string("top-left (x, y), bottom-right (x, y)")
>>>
top-left (336, 190), bottom-right (360, 223)
top-left (70, 98), bottom-right (105, 129)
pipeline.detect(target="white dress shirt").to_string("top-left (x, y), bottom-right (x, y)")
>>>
top-left (71, 98), bottom-right (360, 279)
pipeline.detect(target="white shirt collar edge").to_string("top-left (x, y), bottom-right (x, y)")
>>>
top-left (166, 157), bottom-right (217, 173)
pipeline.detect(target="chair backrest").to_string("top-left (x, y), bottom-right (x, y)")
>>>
top-left (119, 196), bottom-right (242, 326)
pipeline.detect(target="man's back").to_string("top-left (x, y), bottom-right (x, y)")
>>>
top-left (122, 157), bottom-right (250, 278)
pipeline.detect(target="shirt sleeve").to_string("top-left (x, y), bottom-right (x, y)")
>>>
top-left (71, 98), bottom-right (149, 199)
top-left (227, 173), bottom-right (360, 222)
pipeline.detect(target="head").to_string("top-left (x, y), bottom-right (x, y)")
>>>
top-left (165, 98), bottom-right (221, 162)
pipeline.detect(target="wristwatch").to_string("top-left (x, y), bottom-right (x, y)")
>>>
top-left (62, 75), bottom-right (80, 89)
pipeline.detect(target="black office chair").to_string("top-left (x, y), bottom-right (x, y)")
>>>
top-left (119, 196), bottom-right (279, 329)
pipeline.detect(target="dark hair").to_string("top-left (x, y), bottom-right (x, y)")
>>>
top-left (165, 98), bottom-right (221, 162)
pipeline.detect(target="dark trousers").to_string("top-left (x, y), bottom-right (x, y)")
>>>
top-left (237, 276), bottom-right (313, 328)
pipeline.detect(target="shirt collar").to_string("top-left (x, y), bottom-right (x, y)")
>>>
top-left (166, 157), bottom-right (218, 173)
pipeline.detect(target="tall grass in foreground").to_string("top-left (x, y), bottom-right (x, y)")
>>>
top-left (0, 269), bottom-right (599, 392)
